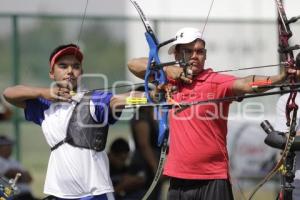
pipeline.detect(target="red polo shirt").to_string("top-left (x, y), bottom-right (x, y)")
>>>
top-left (164, 68), bottom-right (236, 180)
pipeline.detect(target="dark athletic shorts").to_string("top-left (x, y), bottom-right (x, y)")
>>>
top-left (167, 178), bottom-right (234, 200)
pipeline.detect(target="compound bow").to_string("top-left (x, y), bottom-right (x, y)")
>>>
top-left (248, 0), bottom-right (300, 199)
top-left (129, 1), bottom-right (178, 199)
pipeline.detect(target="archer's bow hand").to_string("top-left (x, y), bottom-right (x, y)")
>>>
top-left (281, 60), bottom-right (300, 81)
top-left (166, 91), bottom-right (181, 108)
top-left (286, 68), bottom-right (300, 82)
top-left (163, 66), bottom-right (193, 84)
top-left (155, 84), bottom-right (181, 107)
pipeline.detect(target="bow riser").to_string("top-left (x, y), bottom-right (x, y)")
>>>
top-left (130, 0), bottom-right (169, 147)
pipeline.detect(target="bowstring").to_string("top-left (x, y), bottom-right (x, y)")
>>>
top-left (76, 0), bottom-right (89, 47)
top-left (198, 0), bottom-right (215, 63)
top-left (201, 0), bottom-right (216, 38)
top-left (72, 0), bottom-right (96, 152)
top-left (215, 63), bottom-right (284, 73)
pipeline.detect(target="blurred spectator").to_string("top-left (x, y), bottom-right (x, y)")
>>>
top-left (0, 98), bottom-right (12, 121)
top-left (0, 135), bottom-right (38, 200)
top-left (108, 138), bottom-right (146, 200)
top-left (129, 86), bottom-right (162, 200)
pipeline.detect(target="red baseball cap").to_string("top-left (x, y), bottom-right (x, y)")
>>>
top-left (50, 46), bottom-right (83, 69)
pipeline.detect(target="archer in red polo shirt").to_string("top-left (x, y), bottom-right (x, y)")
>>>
top-left (165, 68), bottom-right (236, 180)
top-left (128, 27), bottom-right (292, 200)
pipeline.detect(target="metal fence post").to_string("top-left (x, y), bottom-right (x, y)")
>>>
top-left (11, 15), bottom-right (21, 161)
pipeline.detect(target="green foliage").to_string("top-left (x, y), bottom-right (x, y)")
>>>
top-left (0, 17), bottom-right (126, 89)
top-left (20, 19), bottom-right (65, 84)
top-left (80, 22), bottom-right (126, 86)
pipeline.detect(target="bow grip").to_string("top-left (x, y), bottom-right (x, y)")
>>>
top-left (144, 32), bottom-right (167, 103)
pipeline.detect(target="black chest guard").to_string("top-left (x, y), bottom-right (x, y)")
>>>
top-left (51, 92), bottom-right (109, 152)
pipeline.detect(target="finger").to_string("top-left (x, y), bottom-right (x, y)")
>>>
top-left (186, 68), bottom-right (193, 76)
top-left (186, 74), bottom-right (193, 80)
top-left (157, 83), bottom-right (167, 90)
top-left (53, 88), bottom-right (61, 99)
top-left (58, 89), bottom-right (72, 98)
top-left (287, 68), bottom-right (297, 75)
top-left (180, 76), bottom-right (193, 84)
top-left (59, 87), bottom-right (71, 93)
top-left (55, 94), bottom-right (71, 102)
top-left (53, 89), bottom-right (71, 102)
top-left (164, 86), bottom-right (171, 94)
top-left (57, 87), bottom-right (71, 98)
top-left (170, 86), bottom-right (178, 93)
top-left (61, 93), bottom-right (72, 99)
top-left (56, 91), bottom-right (63, 100)
top-left (67, 82), bottom-right (74, 91)
top-left (186, 68), bottom-right (194, 79)
top-left (53, 92), bottom-right (61, 101)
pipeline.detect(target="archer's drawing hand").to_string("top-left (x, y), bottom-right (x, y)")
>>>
top-left (163, 66), bottom-right (193, 84)
top-left (44, 85), bottom-right (72, 102)
top-left (47, 83), bottom-right (72, 102)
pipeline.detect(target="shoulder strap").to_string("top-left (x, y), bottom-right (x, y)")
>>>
top-left (50, 138), bottom-right (69, 151)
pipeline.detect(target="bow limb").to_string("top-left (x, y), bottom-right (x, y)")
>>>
top-left (276, 0), bottom-right (299, 125)
top-left (130, 0), bottom-right (171, 147)
top-left (129, 2), bottom-right (171, 200)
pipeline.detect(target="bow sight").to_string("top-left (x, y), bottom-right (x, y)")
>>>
top-left (0, 174), bottom-right (20, 200)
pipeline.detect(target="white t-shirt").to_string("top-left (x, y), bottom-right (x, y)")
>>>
top-left (24, 91), bottom-right (118, 199)
top-left (274, 93), bottom-right (300, 198)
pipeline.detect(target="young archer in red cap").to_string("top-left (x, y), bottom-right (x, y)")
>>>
top-left (3, 43), bottom-right (145, 200)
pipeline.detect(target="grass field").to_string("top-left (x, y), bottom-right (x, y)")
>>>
top-left (0, 121), bottom-right (280, 199)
